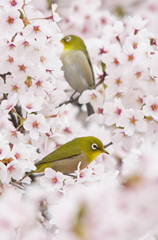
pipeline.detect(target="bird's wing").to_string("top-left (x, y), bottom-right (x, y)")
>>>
top-left (72, 50), bottom-right (95, 87)
top-left (85, 50), bottom-right (95, 86)
top-left (36, 142), bottom-right (82, 166)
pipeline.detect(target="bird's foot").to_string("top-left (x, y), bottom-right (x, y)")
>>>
top-left (10, 179), bottom-right (25, 190)
top-left (57, 91), bottom-right (80, 108)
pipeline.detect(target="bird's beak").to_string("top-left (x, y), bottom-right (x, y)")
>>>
top-left (103, 142), bottom-right (113, 154)
top-left (103, 149), bottom-right (109, 154)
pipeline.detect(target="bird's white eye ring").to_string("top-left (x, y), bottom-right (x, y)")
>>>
top-left (65, 36), bottom-right (72, 42)
top-left (91, 143), bottom-right (98, 150)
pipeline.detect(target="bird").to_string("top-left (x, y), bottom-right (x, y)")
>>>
top-left (60, 35), bottom-right (95, 116)
top-left (32, 136), bottom-right (112, 175)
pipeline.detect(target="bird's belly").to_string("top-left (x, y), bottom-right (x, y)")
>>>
top-left (51, 153), bottom-right (88, 174)
top-left (61, 50), bottom-right (94, 93)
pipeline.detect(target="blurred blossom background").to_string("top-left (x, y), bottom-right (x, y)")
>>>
top-left (0, 0), bottom-right (158, 239)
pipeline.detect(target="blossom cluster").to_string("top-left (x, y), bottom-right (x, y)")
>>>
top-left (0, 0), bottom-right (158, 240)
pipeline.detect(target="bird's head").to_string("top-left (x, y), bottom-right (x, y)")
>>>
top-left (61, 35), bottom-right (86, 51)
top-left (76, 136), bottom-right (112, 163)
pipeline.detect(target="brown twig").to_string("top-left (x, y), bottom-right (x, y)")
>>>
top-left (95, 71), bottom-right (108, 88)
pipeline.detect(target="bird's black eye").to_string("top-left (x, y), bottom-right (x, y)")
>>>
top-left (65, 36), bottom-right (72, 42)
top-left (91, 143), bottom-right (98, 150)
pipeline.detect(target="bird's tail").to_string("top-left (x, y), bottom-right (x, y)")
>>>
top-left (86, 102), bottom-right (94, 116)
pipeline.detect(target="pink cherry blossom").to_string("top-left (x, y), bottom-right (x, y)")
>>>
top-left (24, 113), bottom-right (49, 140)
top-left (0, 1), bottom-right (158, 240)
top-left (7, 160), bottom-right (25, 181)
top-left (79, 88), bottom-right (104, 110)
top-left (0, 8), bottom-right (23, 39)
top-left (119, 109), bottom-right (147, 136)
top-left (0, 162), bottom-right (8, 184)
top-left (39, 168), bottom-right (65, 189)
top-left (103, 99), bottom-right (125, 126)
top-left (0, 135), bottom-right (11, 160)
top-left (1, 94), bottom-right (17, 112)
top-left (143, 96), bottom-right (158, 121)
top-left (19, 93), bottom-right (44, 113)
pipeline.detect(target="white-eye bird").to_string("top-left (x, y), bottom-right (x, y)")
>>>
top-left (32, 136), bottom-right (112, 175)
top-left (60, 35), bottom-right (95, 115)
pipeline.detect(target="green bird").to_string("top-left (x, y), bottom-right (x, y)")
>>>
top-left (60, 35), bottom-right (95, 116)
top-left (33, 136), bottom-right (112, 175)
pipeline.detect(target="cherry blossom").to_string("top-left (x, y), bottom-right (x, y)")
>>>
top-left (0, 162), bottom-right (8, 184)
top-left (0, 0), bottom-right (157, 240)
top-left (0, 8), bottom-right (23, 39)
top-left (23, 113), bottom-right (50, 140)
top-left (1, 94), bottom-right (17, 112)
top-left (7, 160), bottom-right (25, 181)
top-left (143, 96), bottom-right (158, 121)
top-left (103, 99), bottom-right (125, 126)
top-left (119, 109), bottom-right (147, 136)
top-left (0, 135), bottom-right (11, 160)
top-left (79, 88), bottom-right (104, 110)
top-left (39, 168), bottom-right (65, 189)
top-left (19, 93), bottom-right (44, 113)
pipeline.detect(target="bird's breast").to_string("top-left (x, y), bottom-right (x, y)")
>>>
top-left (61, 50), bottom-right (94, 93)
top-left (50, 152), bottom-right (89, 174)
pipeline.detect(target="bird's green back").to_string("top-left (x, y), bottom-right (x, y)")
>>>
top-left (36, 138), bottom-right (82, 166)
